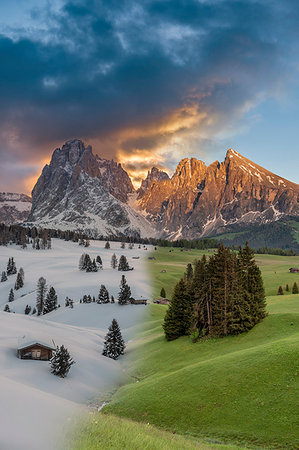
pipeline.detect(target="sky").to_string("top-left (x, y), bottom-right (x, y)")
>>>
top-left (0, 0), bottom-right (299, 193)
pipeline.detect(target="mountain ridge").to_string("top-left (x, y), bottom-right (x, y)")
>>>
top-left (12, 139), bottom-right (299, 240)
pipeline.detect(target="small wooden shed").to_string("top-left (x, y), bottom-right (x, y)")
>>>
top-left (153, 297), bottom-right (170, 305)
top-left (129, 297), bottom-right (147, 305)
top-left (17, 336), bottom-right (55, 360)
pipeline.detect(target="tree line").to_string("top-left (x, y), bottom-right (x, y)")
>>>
top-left (163, 243), bottom-right (267, 341)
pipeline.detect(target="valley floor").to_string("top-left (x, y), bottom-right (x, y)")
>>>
top-left (0, 239), bottom-right (151, 450)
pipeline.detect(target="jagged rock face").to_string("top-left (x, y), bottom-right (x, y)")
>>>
top-left (0, 193), bottom-right (32, 225)
top-left (138, 149), bottom-right (299, 239)
top-left (137, 167), bottom-right (169, 198)
top-left (28, 139), bottom-right (155, 237)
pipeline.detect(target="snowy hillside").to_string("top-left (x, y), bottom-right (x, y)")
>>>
top-left (0, 239), bottom-right (152, 450)
top-left (0, 192), bottom-right (32, 225)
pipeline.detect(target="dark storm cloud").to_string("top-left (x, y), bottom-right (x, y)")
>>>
top-left (0, 0), bottom-right (298, 191)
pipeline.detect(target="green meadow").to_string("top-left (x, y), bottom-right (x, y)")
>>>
top-left (75, 247), bottom-right (299, 449)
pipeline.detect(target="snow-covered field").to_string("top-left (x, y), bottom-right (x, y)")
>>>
top-left (0, 239), bottom-right (152, 450)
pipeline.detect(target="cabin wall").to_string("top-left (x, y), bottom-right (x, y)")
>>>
top-left (18, 345), bottom-right (53, 360)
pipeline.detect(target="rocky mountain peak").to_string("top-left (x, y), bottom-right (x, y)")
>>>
top-left (137, 167), bottom-right (169, 197)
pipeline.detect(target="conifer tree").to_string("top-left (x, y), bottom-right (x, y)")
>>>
top-left (36, 277), bottom-right (47, 315)
top-left (32, 307), bottom-right (37, 315)
top-left (185, 263), bottom-right (194, 282)
top-left (292, 282), bottom-right (299, 294)
top-left (78, 254), bottom-right (85, 270)
top-left (105, 241), bottom-right (110, 249)
top-left (118, 275), bottom-right (131, 305)
top-left (84, 254), bottom-right (93, 272)
top-left (24, 305), bottom-right (31, 315)
top-left (96, 255), bottom-right (103, 268)
top-left (1, 271), bottom-right (7, 282)
top-left (43, 287), bottom-right (58, 314)
top-left (84, 238), bottom-right (90, 247)
top-left (91, 259), bottom-right (98, 272)
top-left (160, 287), bottom-right (166, 298)
top-left (102, 319), bottom-right (125, 360)
top-left (286, 284), bottom-right (289, 292)
top-left (277, 286), bottom-right (284, 295)
top-left (118, 255), bottom-right (130, 271)
top-left (4, 304), bottom-right (10, 312)
top-left (121, 241), bottom-right (125, 249)
top-left (111, 253), bottom-right (118, 269)
top-left (7, 257), bottom-right (17, 275)
top-left (238, 242), bottom-right (266, 327)
top-left (50, 345), bottom-right (75, 378)
top-left (8, 288), bottom-right (14, 302)
top-left (163, 279), bottom-right (193, 340)
top-left (98, 285), bottom-right (110, 304)
top-left (110, 295), bottom-right (115, 303)
top-left (14, 270), bottom-right (24, 290)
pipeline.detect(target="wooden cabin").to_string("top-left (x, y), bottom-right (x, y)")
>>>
top-left (129, 297), bottom-right (147, 305)
top-left (153, 297), bottom-right (170, 305)
top-left (17, 336), bottom-right (55, 360)
top-left (289, 268), bottom-right (299, 273)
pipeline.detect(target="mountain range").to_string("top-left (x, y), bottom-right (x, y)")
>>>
top-left (2, 139), bottom-right (299, 245)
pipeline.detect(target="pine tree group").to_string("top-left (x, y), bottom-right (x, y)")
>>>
top-left (102, 319), bottom-right (125, 360)
top-left (50, 345), bottom-right (75, 378)
top-left (79, 254), bottom-right (98, 272)
top-left (163, 243), bottom-right (267, 341)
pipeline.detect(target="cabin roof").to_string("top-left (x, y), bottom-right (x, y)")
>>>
top-left (17, 335), bottom-right (56, 351)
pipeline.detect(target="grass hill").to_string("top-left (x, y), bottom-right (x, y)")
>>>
top-left (209, 218), bottom-right (299, 252)
top-left (75, 247), bottom-right (299, 449)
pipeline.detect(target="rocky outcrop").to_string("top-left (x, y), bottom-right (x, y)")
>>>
top-left (0, 193), bottom-right (32, 225)
top-left (137, 149), bottom-right (299, 239)
top-left (137, 167), bottom-right (169, 198)
top-left (28, 139), bottom-right (155, 237)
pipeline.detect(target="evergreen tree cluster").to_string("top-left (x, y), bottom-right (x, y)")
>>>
top-left (164, 243), bottom-right (267, 341)
top-left (102, 319), bottom-right (125, 360)
top-left (278, 282), bottom-right (299, 295)
top-left (78, 253), bottom-right (99, 272)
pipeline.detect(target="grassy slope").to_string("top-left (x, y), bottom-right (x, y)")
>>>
top-left (102, 248), bottom-right (299, 449)
top-left (69, 413), bottom-right (236, 449)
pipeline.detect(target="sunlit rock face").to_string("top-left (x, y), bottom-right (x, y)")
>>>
top-left (28, 139), bottom-right (155, 238)
top-left (0, 193), bottom-right (32, 225)
top-left (137, 149), bottom-right (299, 239)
